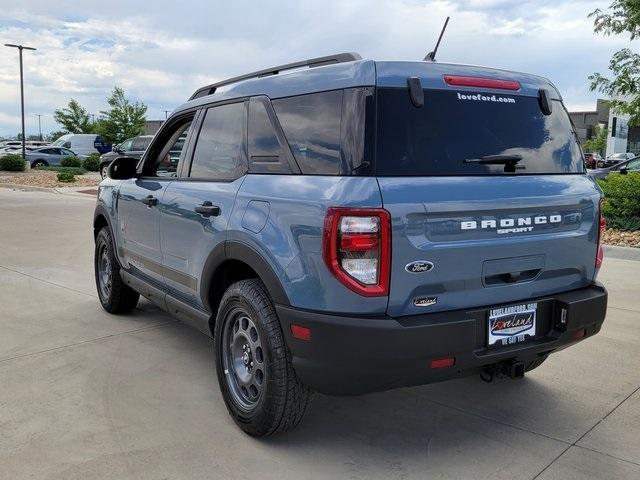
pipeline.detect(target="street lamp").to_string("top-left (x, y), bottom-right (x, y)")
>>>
top-left (4, 43), bottom-right (37, 159)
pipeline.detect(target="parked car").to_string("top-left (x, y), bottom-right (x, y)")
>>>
top-left (99, 135), bottom-right (153, 179)
top-left (25, 146), bottom-right (79, 168)
top-left (51, 134), bottom-right (110, 157)
top-left (598, 152), bottom-right (635, 168)
top-left (589, 156), bottom-right (640, 180)
top-left (0, 140), bottom-right (49, 149)
top-left (93, 53), bottom-right (608, 436)
top-left (584, 152), bottom-right (602, 169)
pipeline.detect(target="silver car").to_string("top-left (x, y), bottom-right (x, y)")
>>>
top-left (589, 156), bottom-right (640, 180)
top-left (25, 147), bottom-right (80, 168)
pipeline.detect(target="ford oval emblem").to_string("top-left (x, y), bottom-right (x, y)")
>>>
top-left (405, 261), bottom-right (434, 273)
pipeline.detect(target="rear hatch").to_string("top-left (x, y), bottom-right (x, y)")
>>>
top-left (374, 62), bottom-right (601, 317)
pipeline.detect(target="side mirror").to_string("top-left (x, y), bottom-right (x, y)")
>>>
top-left (620, 166), bottom-right (629, 175)
top-left (107, 156), bottom-right (138, 180)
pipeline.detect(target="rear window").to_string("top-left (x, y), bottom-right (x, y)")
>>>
top-left (375, 88), bottom-right (584, 176)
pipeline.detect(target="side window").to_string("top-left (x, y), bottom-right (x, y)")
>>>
top-left (144, 119), bottom-right (192, 177)
top-left (626, 158), bottom-right (640, 171)
top-left (131, 137), bottom-right (148, 151)
top-left (190, 102), bottom-right (245, 180)
top-left (120, 139), bottom-right (134, 151)
top-left (247, 97), bottom-right (292, 174)
top-left (272, 90), bottom-right (343, 175)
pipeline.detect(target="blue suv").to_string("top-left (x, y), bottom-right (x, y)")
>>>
top-left (93, 53), bottom-right (608, 436)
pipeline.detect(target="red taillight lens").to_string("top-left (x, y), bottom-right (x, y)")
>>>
top-left (596, 198), bottom-right (606, 269)
top-left (323, 207), bottom-right (391, 296)
top-left (443, 75), bottom-right (521, 91)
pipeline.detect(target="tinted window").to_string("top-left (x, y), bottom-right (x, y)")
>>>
top-left (190, 102), bottom-right (245, 180)
top-left (120, 139), bottom-right (134, 151)
top-left (376, 88), bottom-right (584, 176)
top-left (249, 100), bottom-right (282, 158)
top-left (132, 137), bottom-right (151, 151)
top-left (273, 90), bottom-right (342, 175)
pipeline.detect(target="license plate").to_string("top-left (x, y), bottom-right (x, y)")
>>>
top-left (488, 302), bottom-right (537, 347)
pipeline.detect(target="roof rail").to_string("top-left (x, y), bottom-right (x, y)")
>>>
top-left (188, 52), bottom-right (362, 100)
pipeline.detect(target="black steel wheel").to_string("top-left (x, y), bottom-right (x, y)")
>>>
top-left (214, 279), bottom-right (313, 436)
top-left (94, 226), bottom-right (139, 313)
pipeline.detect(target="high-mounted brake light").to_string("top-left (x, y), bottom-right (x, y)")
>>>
top-left (443, 75), bottom-right (521, 91)
top-left (323, 207), bottom-right (391, 296)
top-left (596, 198), bottom-right (606, 269)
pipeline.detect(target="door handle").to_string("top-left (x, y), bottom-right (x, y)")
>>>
top-left (141, 195), bottom-right (158, 207)
top-left (194, 201), bottom-right (221, 217)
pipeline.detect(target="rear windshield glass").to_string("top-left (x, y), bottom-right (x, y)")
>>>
top-left (375, 88), bottom-right (584, 176)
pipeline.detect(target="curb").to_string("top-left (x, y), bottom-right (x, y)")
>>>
top-left (0, 183), bottom-right (97, 198)
top-left (603, 244), bottom-right (640, 262)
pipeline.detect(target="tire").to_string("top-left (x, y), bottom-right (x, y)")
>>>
top-left (94, 226), bottom-right (139, 313)
top-left (597, 161), bottom-right (605, 168)
top-left (524, 356), bottom-right (548, 372)
top-left (214, 279), bottom-right (313, 436)
top-left (100, 164), bottom-right (109, 179)
top-left (32, 160), bottom-right (47, 168)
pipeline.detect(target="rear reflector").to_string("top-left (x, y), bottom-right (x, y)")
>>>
top-left (290, 324), bottom-right (311, 341)
top-left (574, 329), bottom-right (586, 340)
top-left (443, 75), bottom-right (521, 91)
top-left (430, 357), bottom-right (455, 369)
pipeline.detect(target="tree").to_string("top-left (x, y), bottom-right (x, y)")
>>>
top-left (46, 129), bottom-right (68, 142)
top-left (96, 87), bottom-right (147, 144)
top-left (589, 1), bottom-right (640, 125)
top-left (583, 124), bottom-right (609, 155)
top-left (53, 99), bottom-right (92, 133)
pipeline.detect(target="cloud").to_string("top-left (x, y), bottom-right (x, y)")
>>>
top-left (0, 0), bottom-right (631, 137)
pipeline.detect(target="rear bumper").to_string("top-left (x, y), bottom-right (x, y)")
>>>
top-left (277, 283), bottom-right (607, 395)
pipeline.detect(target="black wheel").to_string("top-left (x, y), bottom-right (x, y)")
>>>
top-left (214, 279), bottom-right (313, 436)
top-left (525, 356), bottom-right (548, 372)
top-left (94, 226), bottom-right (139, 313)
top-left (100, 164), bottom-right (109, 179)
top-left (32, 160), bottom-right (47, 168)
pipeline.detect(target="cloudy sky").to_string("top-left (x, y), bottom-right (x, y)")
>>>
top-left (0, 0), bottom-right (631, 137)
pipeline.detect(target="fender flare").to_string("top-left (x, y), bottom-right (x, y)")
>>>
top-left (199, 241), bottom-right (290, 312)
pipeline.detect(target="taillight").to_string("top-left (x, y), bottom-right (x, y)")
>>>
top-left (443, 75), bottom-right (521, 91)
top-left (596, 198), bottom-right (606, 269)
top-left (323, 207), bottom-right (391, 296)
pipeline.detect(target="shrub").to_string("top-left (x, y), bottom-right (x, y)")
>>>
top-left (60, 156), bottom-right (83, 168)
top-left (597, 173), bottom-right (640, 222)
top-left (0, 154), bottom-right (26, 171)
top-left (82, 153), bottom-right (101, 172)
top-left (56, 172), bottom-right (76, 183)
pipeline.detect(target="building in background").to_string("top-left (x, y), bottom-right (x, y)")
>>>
top-left (144, 120), bottom-right (163, 135)
top-left (569, 99), bottom-right (639, 156)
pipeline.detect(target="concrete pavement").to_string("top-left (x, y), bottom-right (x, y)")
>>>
top-left (0, 189), bottom-right (638, 480)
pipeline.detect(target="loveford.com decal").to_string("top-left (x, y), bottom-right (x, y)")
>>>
top-left (457, 92), bottom-right (516, 104)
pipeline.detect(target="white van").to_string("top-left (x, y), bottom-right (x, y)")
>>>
top-left (51, 134), bottom-right (110, 157)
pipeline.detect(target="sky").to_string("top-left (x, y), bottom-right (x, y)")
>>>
top-left (0, 0), bottom-right (632, 137)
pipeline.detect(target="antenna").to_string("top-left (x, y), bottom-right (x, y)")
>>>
top-left (424, 16), bottom-right (450, 62)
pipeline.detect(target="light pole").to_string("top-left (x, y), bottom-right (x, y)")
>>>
top-left (34, 114), bottom-right (43, 141)
top-left (4, 43), bottom-right (37, 159)
top-left (163, 110), bottom-right (170, 120)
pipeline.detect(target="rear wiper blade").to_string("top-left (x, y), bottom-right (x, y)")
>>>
top-left (463, 154), bottom-right (523, 165)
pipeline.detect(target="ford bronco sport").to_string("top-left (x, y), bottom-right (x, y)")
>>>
top-left (93, 53), bottom-right (608, 436)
